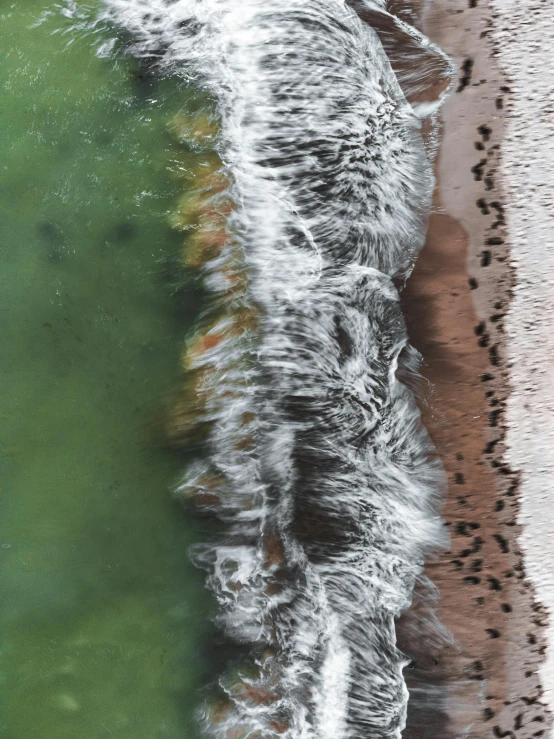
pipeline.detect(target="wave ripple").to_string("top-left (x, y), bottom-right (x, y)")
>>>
top-left (99, 0), bottom-right (454, 736)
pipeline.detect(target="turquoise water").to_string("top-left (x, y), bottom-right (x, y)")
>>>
top-left (0, 3), bottom-right (213, 737)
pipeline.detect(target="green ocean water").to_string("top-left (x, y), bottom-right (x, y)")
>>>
top-left (0, 3), bottom-right (213, 737)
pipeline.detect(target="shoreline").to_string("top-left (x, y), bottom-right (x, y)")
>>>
top-left (400, 0), bottom-right (551, 736)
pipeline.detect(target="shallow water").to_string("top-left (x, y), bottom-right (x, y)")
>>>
top-left (0, 3), bottom-right (211, 737)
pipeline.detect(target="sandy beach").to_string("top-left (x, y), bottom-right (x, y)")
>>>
top-left (399, 0), bottom-right (552, 736)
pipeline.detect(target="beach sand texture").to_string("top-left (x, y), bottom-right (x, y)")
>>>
top-left (400, 0), bottom-right (553, 736)
top-left (488, 0), bottom-right (554, 723)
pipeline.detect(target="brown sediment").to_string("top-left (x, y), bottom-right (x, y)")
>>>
top-left (399, 0), bottom-right (551, 737)
top-left (185, 227), bottom-right (228, 267)
top-left (165, 112), bottom-right (259, 451)
top-left (168, 111), bottom-right (220, 146)
top-left (167, 111), bottom-right (291, 735)
top-left (263, 534), bottom-right (286, 569)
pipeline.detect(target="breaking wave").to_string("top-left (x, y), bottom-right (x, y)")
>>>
top-left (96, 0), bottom-right (455, 736)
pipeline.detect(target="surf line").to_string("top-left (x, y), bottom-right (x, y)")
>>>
top-left (100, 0), bottom-right (454, 736)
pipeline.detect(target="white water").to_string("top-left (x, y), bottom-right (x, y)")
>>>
top-left (96, 1), bottom-right (454, 736)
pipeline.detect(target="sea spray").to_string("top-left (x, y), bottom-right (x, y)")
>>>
top-left (96, 0), bottom-right (454, 736)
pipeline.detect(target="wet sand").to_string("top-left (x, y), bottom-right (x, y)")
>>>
top-left (399, 0), bottom-right (551, 736)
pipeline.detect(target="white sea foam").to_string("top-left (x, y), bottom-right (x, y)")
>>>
top-left (96, 0), bottom-right (453, 736)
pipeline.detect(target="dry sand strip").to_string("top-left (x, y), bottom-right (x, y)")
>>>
top-left (398, 0), bottom-right (552, 737)
top-left (488, 0), bottom-right (554, 727)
